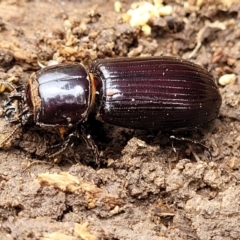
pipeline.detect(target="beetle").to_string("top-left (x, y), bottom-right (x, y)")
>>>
top-left (0, 56), bottom-right (222, 159)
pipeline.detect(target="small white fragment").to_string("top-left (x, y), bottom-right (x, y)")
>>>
top-left (219, 74), bottom-right (237, 86)
top-left (114, 1), bottom-right (122, 12)
top-left (142, 24), bottom-right (151, 35)
top-left (47, 60), bottom-right (59, 66)
top-left (159, 5), bottom-right (172, 16)
top-left (122, 1), bottom-right (173, 36)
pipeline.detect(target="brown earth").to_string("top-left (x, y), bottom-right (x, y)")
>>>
top-left (0, 0), bottom-right (240, 239)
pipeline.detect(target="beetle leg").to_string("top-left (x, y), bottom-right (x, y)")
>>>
top-left (46, 131), bottom-right (78, 158)
top-left (79, 126), bottom-right (100, 163)
top-left (169, 135), bottom-right (212, 160)
top-left (46, 127), bottom-right (100, 163)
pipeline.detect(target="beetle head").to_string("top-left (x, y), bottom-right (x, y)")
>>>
top-left (4, 85), bottom-right (33, 125)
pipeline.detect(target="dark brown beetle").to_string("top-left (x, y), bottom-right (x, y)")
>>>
top-left (0, 57), bottom-right (222, 158)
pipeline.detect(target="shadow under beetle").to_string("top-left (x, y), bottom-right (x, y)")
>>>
top-left (0, 56), bottom-right (222, 160)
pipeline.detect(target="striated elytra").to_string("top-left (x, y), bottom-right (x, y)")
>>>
top-left (91, 57), bottom-right (221, 130)
top-left (0, 57), bottom-right (222, 157)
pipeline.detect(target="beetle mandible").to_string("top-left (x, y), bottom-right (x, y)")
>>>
top-left (0, 57), bottom-right (222, 159)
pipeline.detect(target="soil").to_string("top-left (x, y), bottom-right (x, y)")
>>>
top-left (0, 0), bottom-right (240, 239)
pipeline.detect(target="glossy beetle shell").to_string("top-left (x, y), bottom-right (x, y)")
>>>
top-left (0, 56), bottom-right (222, 159)
top-left (27, 63), bottom-right (91, 126)
top-left (91, 57), bottom-right (222, 130)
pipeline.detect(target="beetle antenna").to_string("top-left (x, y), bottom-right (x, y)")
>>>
top-left (0, 123), bottom-right (22, 147)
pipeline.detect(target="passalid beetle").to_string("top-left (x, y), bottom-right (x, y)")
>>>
top-left (0, 57), bottom-right (222, 159)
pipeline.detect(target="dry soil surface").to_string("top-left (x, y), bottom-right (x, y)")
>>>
top-left (0, 0), bottom-right (240, 239)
